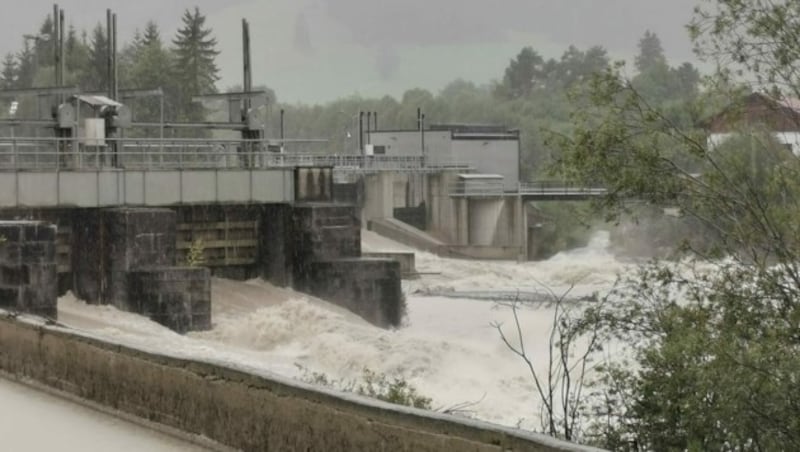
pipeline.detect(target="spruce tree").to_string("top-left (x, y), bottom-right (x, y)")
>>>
top-left (128, 21), bottom-right (176, 127)
top-left (83, 24), bottom-right (109, 91)
top-left (635, 30), bottom-right (667, 73)
top-left (172, 7), bottom-right (219, 122)
top-left (15, 41), bottom-right (36, 88)
top-left (65, 25), bottom-right (90, 85)
top-left (0, 54), bottom-right (18, 89)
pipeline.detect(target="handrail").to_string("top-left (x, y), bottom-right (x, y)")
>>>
top-left (0, 137), bottom-right (472, 172)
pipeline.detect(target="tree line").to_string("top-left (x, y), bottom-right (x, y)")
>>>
top-left (0, 8), bottom-right (219, 125)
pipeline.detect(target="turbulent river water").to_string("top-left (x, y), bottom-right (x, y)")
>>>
top-left (6, 229), bottom-right (626, 448)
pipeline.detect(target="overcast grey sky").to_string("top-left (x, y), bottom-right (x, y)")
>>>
top-left (2, 0), bottom-right (701, 103)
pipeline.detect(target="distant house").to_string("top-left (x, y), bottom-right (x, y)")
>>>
top-left (706, 92), bottom-right (800, 154)
top-left (368, 124), bottom-right (520, 191)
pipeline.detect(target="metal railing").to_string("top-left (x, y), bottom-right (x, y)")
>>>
top-left (0, 137), bottom-right (472, 172)
top-left (449, 180), bottom-right (608, 197)
top-left (518, 181), bottom-right (607, 196)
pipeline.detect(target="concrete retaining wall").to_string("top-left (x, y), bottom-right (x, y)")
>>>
top-left (0, 316), bottom-right (603, 452)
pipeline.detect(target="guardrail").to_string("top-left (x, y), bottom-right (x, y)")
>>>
top-left (518, 181), bottom-right (607, 196)
top-left (0, 137), bottom-right (472, 172)
top-left (449, 180), bottom-right (608, 197)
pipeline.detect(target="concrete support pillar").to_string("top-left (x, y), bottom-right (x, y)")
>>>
top-left (101, 208), bottom-right (176, 310)
top-left (308, 258), bottom-right (402, 327)
top-left (362, 172), bottom-right (394, 227)
top-left (0, 221), bottom-right (57, 319)
top-left (456, 198), bottom-right (469, 246)
top-left (259, 202), bottom-right (403, 327)
top-left (129, 267), bottom-right (211, 333)
top-left (71, 207), bottom-right (210, 334)
top-left (468, 199), bottom-right (504, 246)
top-left (259, 204), bottom-right (293, 287)
top-left (514, 195), bottom-right (528, 260)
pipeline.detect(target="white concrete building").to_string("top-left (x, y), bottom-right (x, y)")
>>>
top-left (368, 124), bottom-right (521, 191)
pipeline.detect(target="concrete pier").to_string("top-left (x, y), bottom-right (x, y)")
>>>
top-left (261, 202), bottom-right (405, 328)
top-left (309, 258), bottom-right (403, 327)
top-left (0, 221), bottom-right (58, 319)
top-left (129, 267), bottom-right (212, 333)
top-left (71, 207), bottom-right (211, 333)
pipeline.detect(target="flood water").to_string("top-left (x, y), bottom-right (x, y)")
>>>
top-left (9, 229), bottom-right (625, 439)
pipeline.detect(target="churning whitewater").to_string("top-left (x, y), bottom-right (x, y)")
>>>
top-left (56, 230), bottom-right (625, 431)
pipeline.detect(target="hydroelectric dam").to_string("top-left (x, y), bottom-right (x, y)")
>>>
top-left (0, 4), bottom-right (607, 451)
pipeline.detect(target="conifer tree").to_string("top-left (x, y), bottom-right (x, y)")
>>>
top-left (82, 24), bottom-right (109, 91)
top-left (172, 7), bottom-right (219, 122)
top-left (0, 54), bottom-right (18, 89)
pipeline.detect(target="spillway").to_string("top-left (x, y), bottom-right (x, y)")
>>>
top-left (49, 229), bottom-right (624, 432)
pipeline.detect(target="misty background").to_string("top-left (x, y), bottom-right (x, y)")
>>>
top-left (3, 0), bottom-right (699, 103)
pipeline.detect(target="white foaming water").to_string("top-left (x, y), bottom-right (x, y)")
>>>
top-left (55, 230), bottom-right (626, 432)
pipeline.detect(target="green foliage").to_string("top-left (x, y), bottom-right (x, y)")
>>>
top-left (1, 54), bottom-right (17, 89)
top-left (529, 201), bottom-right (594, 259)
top-left (552, 1), bottom-right (800, 450)
top-left (297, 366), bottom-right (432, 410)
top-left (497, 47), bottom-right (545, 99)
top-left (356, 368), bottom-right (433, 409)
top-left (634, 30), bottom-right (667, 73)
top-left (583, 264), bottom-right (800, 450)
top-left (172, 7), bottom-right (220, 123)
top-left (185, 238), bottom-right (206, 267)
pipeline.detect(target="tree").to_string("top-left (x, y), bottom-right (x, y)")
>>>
top-left (64, 25), bottom-right (90, 85)
top-left (493, 285), bottom-right (601, 441)
top-left (141, 21), bottom-right (161, 48)
top-left (82, 24), bottom-right (109, 91)
top-left (0, 54), bottom-right (17, 89)
top-left (634, 30), bottom-right (667, 73)
top-left (551, 1), bottom-right (800, 449)
top-left (497, 47), bottom-right (545, 99)
top-left (172, 7), bottom-right (220, 122)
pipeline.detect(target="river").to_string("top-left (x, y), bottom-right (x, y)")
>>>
top-left (51, 229), bottom-right (625, 433)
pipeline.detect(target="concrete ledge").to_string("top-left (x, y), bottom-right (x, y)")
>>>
top-left (368, 218), bottom-right (445, 253)
top-left (362, 252), bottom-right (416, 278)
top-left (0, 314), bottom-right (603, 452)
top-left (443, 245), bottom-right (522, 260)
top-left (368, 219), bottom-right (523, 261)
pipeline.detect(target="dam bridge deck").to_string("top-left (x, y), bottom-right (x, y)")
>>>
top-left (0, 137), bottom-right (471, 209)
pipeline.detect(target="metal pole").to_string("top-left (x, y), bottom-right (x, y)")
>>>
top-left (421, 113), bottom-right (426, 166)
top-left (160, 93), bottom-right (164, 161)
top-left (53, 4), bottom-right (60, 90)
top-left (106, 9), bottom-right (112, 98)
top-left (280, 109), bottom-right (285, 142)
top-left (358, 111), bottom-right (364, 156)
top-left (59, 8), bottom-right (65, 100)
top-left (112, 13), bottom-right (118, 101)
top-left (10, 124), bottom-right (15, 169)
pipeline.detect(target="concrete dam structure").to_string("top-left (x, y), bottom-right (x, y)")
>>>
top-left (0, 5), bottom-right (608, 451)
